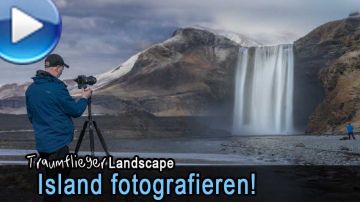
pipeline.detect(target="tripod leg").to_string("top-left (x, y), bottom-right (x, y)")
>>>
top-left (75, 121), bottom-right (88, 154)
top-left (92, 120), bottom-right (110, 156)
top-left (89, 121), bottom-right (95, 157)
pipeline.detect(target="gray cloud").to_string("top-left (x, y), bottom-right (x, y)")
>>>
top-left (0, 0), bottom-right (358, 84)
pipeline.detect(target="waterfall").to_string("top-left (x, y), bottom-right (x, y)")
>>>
top-left (232, 44), bottom-right (294, 135)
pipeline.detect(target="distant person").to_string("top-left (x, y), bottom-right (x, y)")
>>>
top-left (346, 123), bottom-right (356, 140)
top-left (25, 54), bottom-right (92, 202)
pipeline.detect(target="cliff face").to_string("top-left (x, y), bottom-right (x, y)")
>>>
top-left (97, 28), bottom-right (240, 116)
top-left (295, 14), bottom-right (360, 133)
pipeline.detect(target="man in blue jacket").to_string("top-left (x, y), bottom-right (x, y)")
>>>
top-left (26, 54), bottom-right (92, 153)
top-left (346, 123), bottom-right (356, 140)
top-left (25, 54), bottom-right (92, 202)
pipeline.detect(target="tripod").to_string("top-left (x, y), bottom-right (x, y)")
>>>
top-left (75, 97), bottom-right (110, 156)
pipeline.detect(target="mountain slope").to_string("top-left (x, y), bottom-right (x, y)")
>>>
top-left (0, 83), bottom-right (28, 100)
top-left (95, 28), bottom-right (240, 116)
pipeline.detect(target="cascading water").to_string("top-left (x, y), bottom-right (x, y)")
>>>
top-left (232, 44), bottom-right (294, 135)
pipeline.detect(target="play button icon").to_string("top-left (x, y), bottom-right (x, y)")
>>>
top-left (0, 0), bottom-right (62, 64)
top-left (11, 8), bottom-right (44, 44)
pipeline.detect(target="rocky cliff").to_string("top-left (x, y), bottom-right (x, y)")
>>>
top-left (294, 14), bottom-right (360, 133)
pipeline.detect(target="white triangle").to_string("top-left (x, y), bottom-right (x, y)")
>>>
top-left (11, 8), bottom-right (44, 44)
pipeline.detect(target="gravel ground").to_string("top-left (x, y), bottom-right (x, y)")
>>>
top-left (1, 131), bottom-right (359, 165)
top-left (221, 135), bottom-right (360, 165)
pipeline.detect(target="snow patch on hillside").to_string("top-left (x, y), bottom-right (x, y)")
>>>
top-left (191, 25), bottom-right (263, 47)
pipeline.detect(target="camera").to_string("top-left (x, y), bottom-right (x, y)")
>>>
top-left (74, 75), bottom-right (97, 89)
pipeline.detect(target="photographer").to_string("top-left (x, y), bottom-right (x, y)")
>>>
top-left (25, 54), bottom-right (92, 202)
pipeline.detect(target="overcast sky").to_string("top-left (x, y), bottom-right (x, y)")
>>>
top-left (0, 0), bottom-right (358, 85)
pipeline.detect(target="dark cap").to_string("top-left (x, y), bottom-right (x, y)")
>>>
top-left (45, 54), bottom-right (69, 68)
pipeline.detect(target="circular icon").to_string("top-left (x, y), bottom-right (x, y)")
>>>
top-left (0, 0), bottom-right (62, 64)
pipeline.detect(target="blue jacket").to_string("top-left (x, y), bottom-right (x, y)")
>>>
top-left (347, 124), bottom-right (354, 133)
top-left (25, 70), bottom-right (88, 153)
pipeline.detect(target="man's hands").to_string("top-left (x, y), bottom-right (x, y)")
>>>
top-left (81, 88), bottom-right (93, 99)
